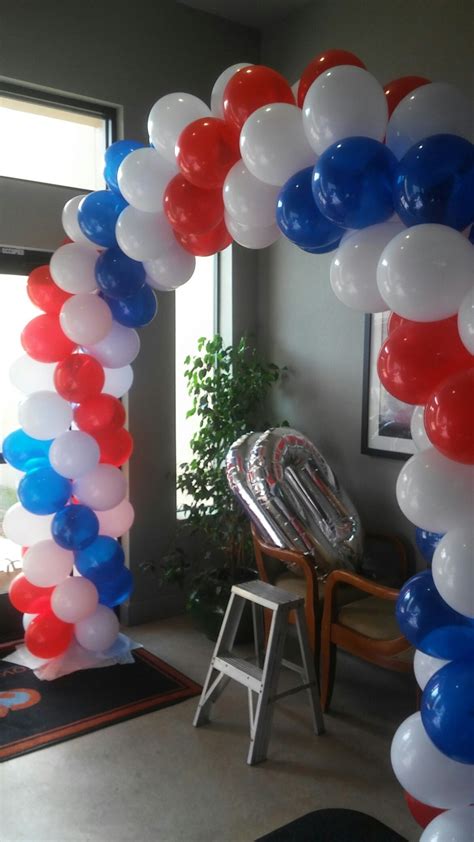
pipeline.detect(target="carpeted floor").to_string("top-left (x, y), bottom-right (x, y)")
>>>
top-left (0, 614), bottom-right (420, 842)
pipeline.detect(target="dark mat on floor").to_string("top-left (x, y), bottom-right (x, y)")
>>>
top-left (256, 808), bottom-right (407, 841)
top-left (0, 642), bottom-right (201, 761)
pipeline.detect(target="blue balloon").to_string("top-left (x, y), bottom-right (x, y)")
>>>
top-left (78, 191), bottom-right (127, 248)
top-left (52, 504), bottom-right (99, 550)
top-left (104, 139), bottom-right (145, 193)
top-left (421, 657), bottom-right (474, 764)
top-left (276, 166), bottom-right (344, 250)
top-left (18, 466), bottom-right (71, 515)
top-left (75, 535), bottom-right (125, 583)
top-left (415, 528), bottom-right (444, 566)
top-left (394, 134), bottom-right (474, 230)
top-left (104, 284), bottom-right (157, 328)
top-left (302, 237), bottom-right (343, 254)
top-left (396, 570), bottom-right (474, 660)
top-left (2, 429), bottom-right (52, 472)
top-left (95, 247), bottom-right (146, 299)
top-left (96, 565), bottom-right (134, 607)
top-left (312, 137), bottom-right (397, 229)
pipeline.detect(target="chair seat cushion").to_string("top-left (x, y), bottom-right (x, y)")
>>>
top-left (275, 574), bottom-right (364, 608)
top-left (338, 596), bottom-right (401, 639)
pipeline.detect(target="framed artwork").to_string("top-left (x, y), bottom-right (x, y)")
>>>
top-left (361, 312), bottom-right (416, 460)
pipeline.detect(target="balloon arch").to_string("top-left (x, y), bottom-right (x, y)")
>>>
top-left (3, 51), bottom-right (473, 840)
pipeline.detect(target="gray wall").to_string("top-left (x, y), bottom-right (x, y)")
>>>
top-left (258, 0), bottom-right (472, 559)
top-left (0, 0), bottom-right (260, 622)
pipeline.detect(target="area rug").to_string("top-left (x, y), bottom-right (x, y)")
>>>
top-left (256, 808), bottom-right (407, 841)
top-left (0, 642), bottom-right (201, 761)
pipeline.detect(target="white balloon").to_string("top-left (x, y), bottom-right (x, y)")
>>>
top-left (50, 243), bottom-right (98, 294)
top-left (117, 147), bottom-right (176, 213)
top-left (19, 390), bottom-right (73, 440)
top-left (432, 526), bottom-right (474, 618)
top-left (391, 712), bottom-right (474, 808)
top-left (396, 448), bottom-right (474, 533)
top-left (3, 504), bottom-right (53, 545)
top-left (330, 222), bottom-right (405, 312)
top-left (49, 431), bottom-right (100, 479)
top-left (225, 213), bottom-right (280, 249)
top-left (386, 83), bottom-right (472, 160)
top-left (62, 195), bottom-right (97, 248)
top-left (410, 406), bottom-right (431, 451)
top-left (377, 225), bottom-right (473, 321)
top-left (22, 612), bottom-right (37, 631)
top-left (9, 356), bottom-right (56, 394)
top-left (60, 293), bottom-right (112, 345)
top-left (51, 576), bottom-right (98, 623)
top-left (115, 206), bottom-right (174, 261)
top-left (144, 241), bottom-right (196, 291)
top-left (413, 650), bottom-right (450, 691)
top-left (96, 498), bottom-right (135, 538)
top-left (148, 93), bottom-right (211, 164)
top-left (211, 63), bottom-right (251, 118)
top-left (303, 66), bottom-right (388, 156)
top-left (240, 103), bottom-right (316, 186)
top-left (458, 285), bottom-right (474, 354)
top-left (102, 365), bottom-right (134, 398)
top-left (72, 464), bottom-right (127, 511)
top-left (84, 322), bottom-right (140, 369)
top-left (23, 540), bottom-right (74, 587)
top-left (420, 806), bottom-right (474, 842)
top-left (223, 160), bottom-right (280, 228)
top-left (74, 604), bottom-right (120, 652)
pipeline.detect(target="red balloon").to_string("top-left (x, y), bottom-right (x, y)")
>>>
top-left (164, 175), bottom-right (224, 236)
top-left (74, 393), bottom-right (126, 432)
top-left (298, 49), bottom-right (366, 108)
top-left (175, 219), bottom-right (232, 257)
top-left (223, 65), bottom-right (294, 131)
top-left (25, 610), bottom-right (74, 659)
top-left (54, 353), bottom-right (105, 403)
top-left (176, 118), bottom-right (240, 190)
top-left (27, 265), bottom-right (72, 315)
top-left (404, 792), bottom-right (445, 829)
top-left (384, 76), bottom-right (430, 117)
top-left (21, 313), bottom-right (76, 363)
top-left (93, 426), bottom-right (134, 467)
top-left (377, 316), bottom-right (473, 405)
top-left (424, 368), bottom-right (474, 464)
top-left (387, 312), bottom-right (407, 335)
top-left (9, 574), bottom-right (53, 614)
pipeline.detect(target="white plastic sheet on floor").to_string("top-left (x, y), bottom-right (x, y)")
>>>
top-left (4, 632), bottom-right (140, 680)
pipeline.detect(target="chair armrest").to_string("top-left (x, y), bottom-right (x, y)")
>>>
top-left (324, 568), bottom-right (400, 603)
top-left (251, 524), bottom-right (320, 603)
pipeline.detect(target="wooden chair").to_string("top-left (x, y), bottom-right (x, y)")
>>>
top-left (251, 525), bottom-right (413, 708)
top-left (319, 567), bottom-right (413, 711)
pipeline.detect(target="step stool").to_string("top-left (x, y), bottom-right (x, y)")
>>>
top-left (193, 579), bottom-right (325, 765)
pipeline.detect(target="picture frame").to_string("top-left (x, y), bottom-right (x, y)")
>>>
top-left (361, 312), bottom-right (416, 460)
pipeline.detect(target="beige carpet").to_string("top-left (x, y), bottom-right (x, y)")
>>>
top-left (0, 614), bottom-right (418, 842)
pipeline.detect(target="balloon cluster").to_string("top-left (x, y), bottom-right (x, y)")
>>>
top-left (2, 48), bottom-right (472, 834)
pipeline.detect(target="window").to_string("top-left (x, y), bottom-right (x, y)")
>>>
top-left (175, 254), bottom-right (219, 512)
top-left (0, 84), bottom-right (115, 190)
top-left (0, 84), bottom-right (117, 573)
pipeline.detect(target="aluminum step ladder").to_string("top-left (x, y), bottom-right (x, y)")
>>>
top-left (193, 579), bottom-right (325, 765)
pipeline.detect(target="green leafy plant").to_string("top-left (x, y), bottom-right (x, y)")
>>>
top-left (163, 335), bottom-right (286, 591)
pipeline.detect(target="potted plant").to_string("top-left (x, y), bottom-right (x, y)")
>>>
top-left (162, 334), bottom-right (286, 640)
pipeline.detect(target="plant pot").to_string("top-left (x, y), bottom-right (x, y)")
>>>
top-left (188, 566), bottom-right (258, 643)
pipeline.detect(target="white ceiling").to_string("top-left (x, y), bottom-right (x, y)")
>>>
top-left (177, 0), bottom-right (311, 30)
